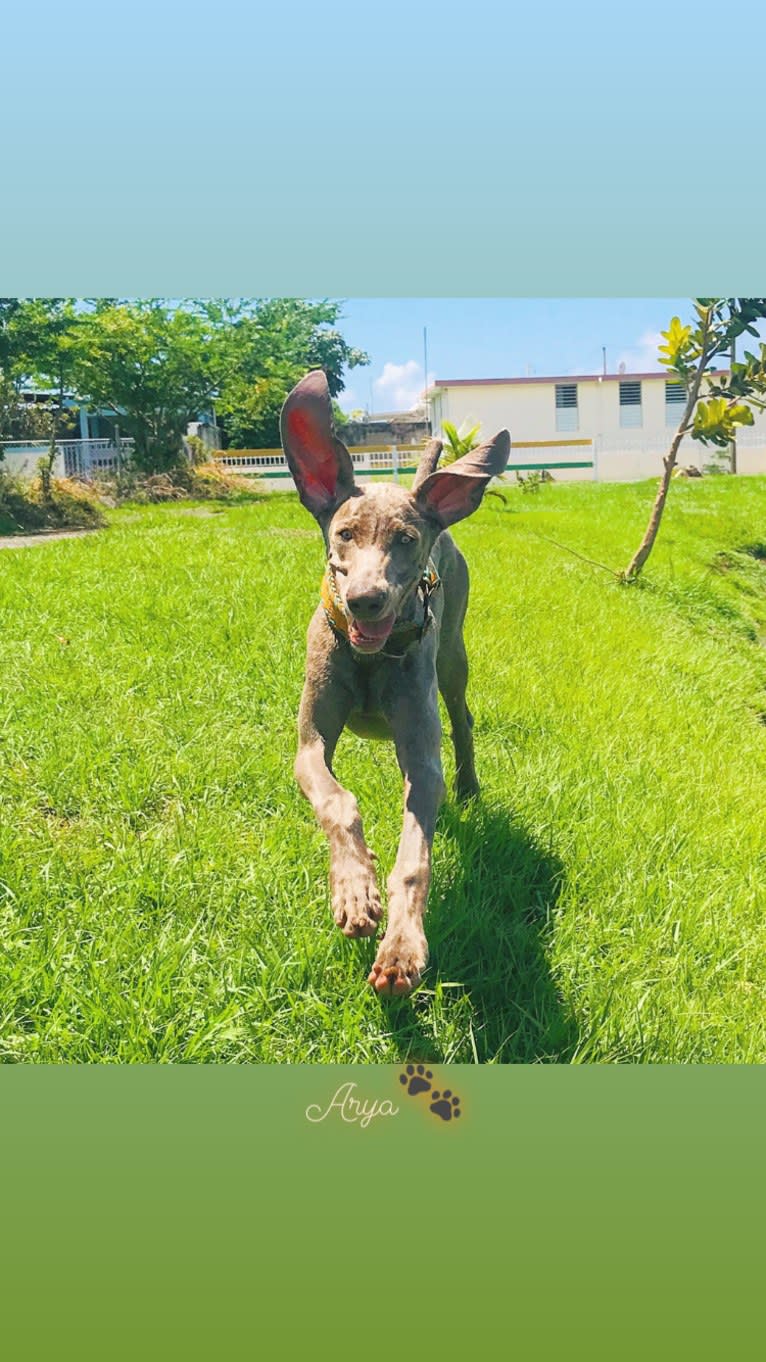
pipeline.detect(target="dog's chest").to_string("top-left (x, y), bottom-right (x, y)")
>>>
top-left (344, 635), bottom-right (438, 742)
top-left (346, 661), bottom-right (394, 740)
top-left (346, 710), bottom-right (394, 740)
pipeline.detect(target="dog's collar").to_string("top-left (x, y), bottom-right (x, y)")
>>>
top-left (321, 559), bottom-right (441, 658)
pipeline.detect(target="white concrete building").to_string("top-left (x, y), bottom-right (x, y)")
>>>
top-left (428, 372), bottom-right (766, 481)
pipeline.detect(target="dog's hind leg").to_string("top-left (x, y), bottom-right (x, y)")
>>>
top-left (437, 633), bottom-right (480, 802)
top-left (436, 549), bottom-right (480, 802)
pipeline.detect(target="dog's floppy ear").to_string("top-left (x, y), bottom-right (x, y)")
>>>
top-left (415, 430), bottom-right (511, 527)
top-left (280, 370), bottom-right (357, 521)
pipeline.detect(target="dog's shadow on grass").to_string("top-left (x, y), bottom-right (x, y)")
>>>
top-left (380, 800), bottom-right (578, 1064)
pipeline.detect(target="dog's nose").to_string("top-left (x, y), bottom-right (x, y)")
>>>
top-left (346, 588), bottom-right (387, 619)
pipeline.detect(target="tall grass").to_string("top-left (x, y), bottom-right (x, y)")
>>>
top-left (1, 478), bottom-right (766, 1062)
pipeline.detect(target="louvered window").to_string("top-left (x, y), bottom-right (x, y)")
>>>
top-left (619, 380), bottom-right (642, 428)
top-left (665, 380), bottom-right (686, 427)
top-left (555, 383), bottom-right (578, 432)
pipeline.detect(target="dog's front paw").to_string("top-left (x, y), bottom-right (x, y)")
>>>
top-left (368, 925), bottom-right (428, 997)
top-left (330, 852), bottom-right (382, 939)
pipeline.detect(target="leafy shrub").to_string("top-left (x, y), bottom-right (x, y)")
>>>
top-left (92, 460), bottom-right (263, 505)
top-left (0, 471), bottom-right (105, 535)
top-left (516, 469), bottom-right (554, 493)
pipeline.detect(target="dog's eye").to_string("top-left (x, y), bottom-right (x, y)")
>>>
top-left (338, 529), bottom-right (354, 542)
top-left (397, 532), bottom-right (416, 545)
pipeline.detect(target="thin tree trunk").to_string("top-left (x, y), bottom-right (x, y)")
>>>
top-left (729, 329), bottom-right (737, 475)
top-left (622, 344), bottom-right (710, 582)
top-left (40, 417), bottom-right (57, 504)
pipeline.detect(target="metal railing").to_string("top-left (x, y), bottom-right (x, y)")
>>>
top-left (1, 437), bottom-right (134, 478)
top-left (215, 444), bottom-right (425, 483)
top-left (60, 438), bottom-right (134, 477)
top-left (216, 439), bottom-right (595, 488)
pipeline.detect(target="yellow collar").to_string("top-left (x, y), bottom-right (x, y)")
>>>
top-left (321, 560), bottom-right (440, 656)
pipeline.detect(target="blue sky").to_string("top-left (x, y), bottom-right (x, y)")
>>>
top-left (335, 299), bottom-right (693, 414)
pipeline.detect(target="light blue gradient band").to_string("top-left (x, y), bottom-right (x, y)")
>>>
top-left (2, 1), bottom-right (764, 294)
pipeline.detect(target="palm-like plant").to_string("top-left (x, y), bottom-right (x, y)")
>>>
top-left (439, 418), bottom-right (510, 504)
top-left (440, 419), bottom-right (481, 465)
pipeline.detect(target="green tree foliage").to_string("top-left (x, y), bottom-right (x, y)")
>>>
top-left (210, 298), bottom-right (368, 448)
top-left (0, 298), bottom-right (82, 447)
top-left (0, 367), bottom-right (19, 451)
top-left (71, 300), bottom-right (219, 472)
top-left (0, 299), bottom-right (22, 374)
top-left (622, 298), bottom-right (766, 581)
top-left (1, 297), bottom-right (368, 474)
top-left (657, 298), bottom-right (766, 446)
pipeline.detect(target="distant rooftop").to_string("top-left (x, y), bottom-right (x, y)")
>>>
top-left (346, 410), bottom-right (426, 422)
top-left (431, 371), bottom-right (728, 390)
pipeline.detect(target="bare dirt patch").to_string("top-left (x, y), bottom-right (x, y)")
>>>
top-left (0, 528), bottom-right (101, 551)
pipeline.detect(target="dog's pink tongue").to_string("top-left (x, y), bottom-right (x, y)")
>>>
top-left (350, 614), bottom-right (395, 643)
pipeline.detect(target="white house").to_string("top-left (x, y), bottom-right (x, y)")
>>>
top-left (428, 371), bottom-right (766, 481)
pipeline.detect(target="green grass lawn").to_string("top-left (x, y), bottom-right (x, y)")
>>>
top-left (2, 476), bottom-right (766, 1063)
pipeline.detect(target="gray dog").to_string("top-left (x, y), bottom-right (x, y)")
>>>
top-left (280, 370), bottom-right (510, 996)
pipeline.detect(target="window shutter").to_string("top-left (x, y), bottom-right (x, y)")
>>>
top-left (555, 383), bottom-right (578, 432)
top-left (619, 380), bottom-right (642, 428)
top-left (665, 380), bottom-right (686, 426)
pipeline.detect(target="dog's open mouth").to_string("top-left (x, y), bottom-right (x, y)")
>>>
top-left (348, 614), bottom-right (395, 653)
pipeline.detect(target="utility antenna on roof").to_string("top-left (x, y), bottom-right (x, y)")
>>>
top-left (618, 361), bottom-right (626, 375)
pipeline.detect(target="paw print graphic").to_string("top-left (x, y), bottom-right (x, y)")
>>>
top-left (399, 1064), bottom-right (433, 1096)
top-left (429, 1090), bottom-right (461, 1122)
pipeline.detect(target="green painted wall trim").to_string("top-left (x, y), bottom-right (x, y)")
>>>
top-left (249, 461), bottom-right (594, 480)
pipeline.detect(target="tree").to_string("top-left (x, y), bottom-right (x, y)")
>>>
top-left (211, 299), bottom-right (368, 448)
top-left (622, 298), bottom-right (766, 582)
top-left (0, 299), bottom-right (22, 375)
top-left (0, 298), bottom-right (82, 457)
top-left (0, 368), bottom-right (18, 452)
top-left (72, 300), bottom-right (219, 473)
top-left (2, 297), bottom-right (368, 475)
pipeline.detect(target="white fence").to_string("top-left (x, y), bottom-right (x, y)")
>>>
top-left (594, 430), bottom-right (766, 482)
top-left (1, 437), bottom-right (134, 479)
top-left (220, 434), bottom-right (766, 488)
top-left (216, 445), bottom-right (421, 488)
top-left (217, 439), bottom-right (596, 489)
top-left (6, 431), bottom-right (760, 489)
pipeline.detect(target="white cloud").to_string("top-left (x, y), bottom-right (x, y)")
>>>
top-left (566, 330), bottom-right (666, 377)
top-left (373, 360), bottom-right (434, 412)
top-left (615, 329), bottom-right (664, 374)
